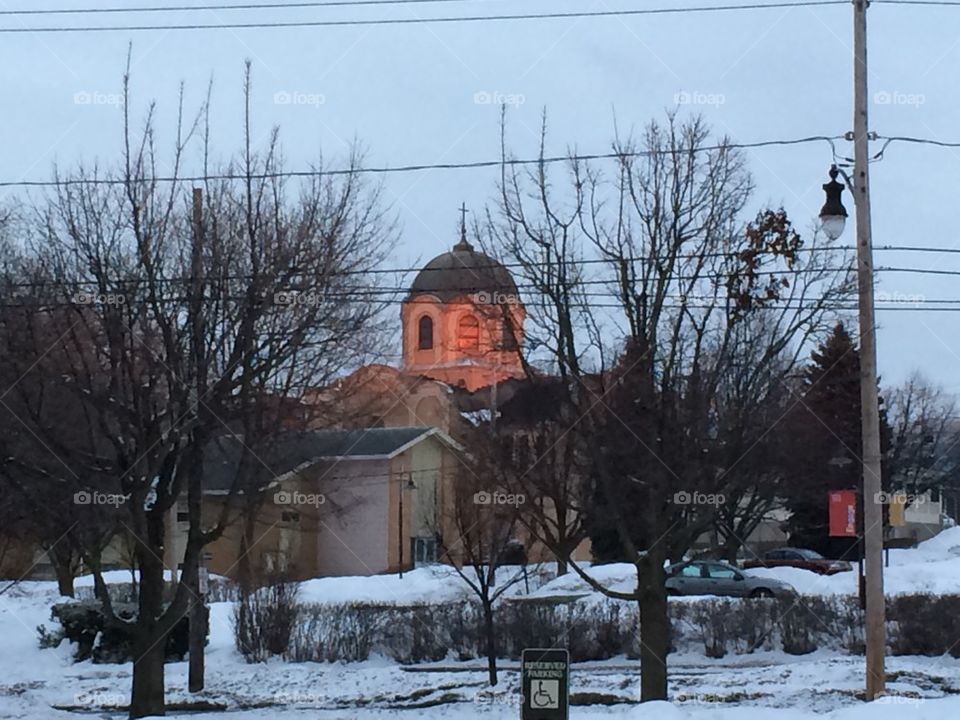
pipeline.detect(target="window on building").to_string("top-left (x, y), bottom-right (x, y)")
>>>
top-left (412, 537), bottom-right (438, 566)
top-left (177, 511), bottom-right (189, 523)
top-left (263, 551), bottom-right (288, 574)
top-left (458, 314), bottom-right (480, 350)
top-left (417, 315), bottom-right (433, 349)
top-left (281, 510), bottom-right (300, 524)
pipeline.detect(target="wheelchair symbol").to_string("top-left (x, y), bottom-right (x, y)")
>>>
top-left (530, 679), bottom-right (559, 709)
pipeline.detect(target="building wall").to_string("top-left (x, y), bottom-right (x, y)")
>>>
top-left (401, 294), bottom-right (526, 391)
top-left (182, 488), bottom-right (301, 582)
top-left (312, 458), bottom-right (392, 576)
top-left (312, 365), bottom-right (459, 433)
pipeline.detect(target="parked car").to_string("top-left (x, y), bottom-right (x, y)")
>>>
top-left (665, 560), bottom-right (795, 599)
top-left (742, 548), bottom-right (852, 576)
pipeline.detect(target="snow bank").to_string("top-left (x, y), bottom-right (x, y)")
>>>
top-left (296, 565), bottom-right (538, 605)
top-left (747, 526), bottom-right (960, 596)
top-left (525, 528), bottom-right (960, 601)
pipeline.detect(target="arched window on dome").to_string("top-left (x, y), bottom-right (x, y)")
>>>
top-left (458, 314), bottom-right (480, 351)
top-left (417, 315), bottom-right (434, 350)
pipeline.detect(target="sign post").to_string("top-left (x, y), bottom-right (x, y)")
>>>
top-left (521, 648), bottom-right (569, 720)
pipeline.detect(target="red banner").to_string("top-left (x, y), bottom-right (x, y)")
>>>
top-left (829, 490), bottom-right (857, 537)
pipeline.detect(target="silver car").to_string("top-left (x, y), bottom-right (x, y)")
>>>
top-left (665, 560), bottom-right (795, 599)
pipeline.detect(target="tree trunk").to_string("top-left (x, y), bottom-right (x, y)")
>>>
top-left (637, 555), bottom-right (669, 701)
top-left (483, 601), bottom-right (498, 686)
top-left (53, 560), bottom-right (75, 598)
top-left (129, 629), bottom-right (166, 718)
top-left (721, 536), bottom-right (740, 564)
top-left (129, 513), bottom-right (168, 718)
top-left (236, 504), bottom-right (257, 594)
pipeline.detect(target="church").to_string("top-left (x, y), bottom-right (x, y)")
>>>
top-left (183, 224), bottom-right (562, 582)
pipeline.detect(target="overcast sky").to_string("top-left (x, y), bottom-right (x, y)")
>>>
top-left (1, 0), bottom-right (958, 393)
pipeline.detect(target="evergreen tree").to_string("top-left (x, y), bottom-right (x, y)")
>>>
top-left (783, 323), bottom-right (890, 558)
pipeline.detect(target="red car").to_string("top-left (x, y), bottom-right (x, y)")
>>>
top-left (742, 548), bottom-right (852, 575)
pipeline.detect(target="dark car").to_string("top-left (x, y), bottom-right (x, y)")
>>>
top-left (665, 560), bottom-right (795, 599)
top-left (742, 548), bottom-right (852, 576)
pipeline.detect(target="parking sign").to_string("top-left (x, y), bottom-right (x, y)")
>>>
top-left (521, 648), bottom-right (569, 720)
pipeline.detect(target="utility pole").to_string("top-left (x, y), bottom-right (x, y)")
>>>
top-left (188, 553), bottom-right (208, 692)
top-left (398, 470), bottom-right (407, 579)
top-left (852, 0), bottom-right (886, 700)
top-left (188, 187), bottom-right (207, 693)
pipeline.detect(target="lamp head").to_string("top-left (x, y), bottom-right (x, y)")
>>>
top-left (819, 165), bottom-right (848, 240)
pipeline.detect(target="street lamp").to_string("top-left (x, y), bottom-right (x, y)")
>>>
top-left (398, 473), bottom-right (417, 579)
top-left (819, 164), bottom-right (848, 241)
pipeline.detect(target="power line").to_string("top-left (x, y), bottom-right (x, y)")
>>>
top-left (0, 136), bottom-right (845, 189)
top-left (14, 250), bottom-right (960, 291)
top-left (0, 135), bottom-right (957, 192)
top-left (0, 0), bottom-right (536, 17)
top-left (1, 295), bottom-right (958, 311)
top-left (0, 1), bottom-right (850, 33)
top-left (13, 242), bottom-right (960, 296)
top-left (5, 133), bottom-right (960, 189)
top-left (877, 0), bottom-right (960, 5)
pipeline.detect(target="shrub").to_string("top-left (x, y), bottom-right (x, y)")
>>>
top-left (235, 581), bottom-right (301, 662)
top-left (42, 600), bottom-right (202, 663)
top-left (777, 599), bottom-right (820, 655)
top-left (229, 590), bottom-right (960, 664)
top-left (74, 577), bottom-right (237, 604)
top-left (889, 594), bottom-right (960, 657)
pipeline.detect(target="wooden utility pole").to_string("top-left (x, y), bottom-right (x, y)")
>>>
top-left (852, 0), bottom-right (886, 699)
top-left (398, 470), bottom-right (406, 579)
top-left (188, 187), bottom-right (206, 693)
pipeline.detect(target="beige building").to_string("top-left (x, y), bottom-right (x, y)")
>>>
top-left (165, 427), bottom-right (463, 581)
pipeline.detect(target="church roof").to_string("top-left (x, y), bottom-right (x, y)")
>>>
top-left (409, 238), bottom-right (519, 303)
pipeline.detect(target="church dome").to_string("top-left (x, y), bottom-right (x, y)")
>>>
top-left (409, 238), bottom-right (519, 303)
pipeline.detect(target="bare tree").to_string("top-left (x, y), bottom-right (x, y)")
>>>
top-left (0, 63), bottom-right (395, 718)
top-left (490, 379), bottom-right (588, 575)
top-left (482, 112), bottom-right (853, 700)
top-left (435, 441), bottom-right (529, 687)
top-left (887, 373), bottom-right (960, 504)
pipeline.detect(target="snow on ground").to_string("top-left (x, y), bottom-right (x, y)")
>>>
top-left (295, 564), bottom-right (552, 605)
top-left (2, 530), bottom-right (960, 718)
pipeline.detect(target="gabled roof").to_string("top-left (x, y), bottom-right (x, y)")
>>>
top-left (202, 426), bottom-right (461, 494)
